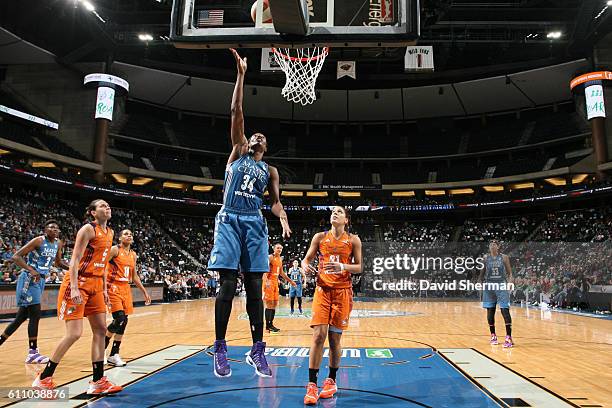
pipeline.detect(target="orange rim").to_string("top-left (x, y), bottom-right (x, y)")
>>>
top-left (271, 47), bottom-right (330, 62)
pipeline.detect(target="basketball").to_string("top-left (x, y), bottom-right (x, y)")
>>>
top-left (251, 0), bottom-right (272, 24)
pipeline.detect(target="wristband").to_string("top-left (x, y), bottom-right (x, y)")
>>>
top-left (340, 263), bottom-right (345, 272)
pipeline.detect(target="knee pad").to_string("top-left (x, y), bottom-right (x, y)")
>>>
top-left (108, 311), bottom-right (128, 334)
top-left (116, 316), bottom-right (128, 334)
top-left (244, 273), bottom-right (263, 302)
top-left (218, 271), bottom-right (238, 302)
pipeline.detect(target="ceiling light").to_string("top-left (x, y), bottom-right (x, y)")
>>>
top-left (138, 34), bottom-right (154, 41)
top-left (338, 191), bottom-right (361, 198)
top-left (82, 1), bottom-right (95, 12)
top-left (132, 177), bottom-right (153, 186)
top-left (546, 31), bottom-right (562, 39)
top-left (281, 191), bottom-right (304, 197)
top-left (306, 192), bottom-right (328, 197)
top-left (193, 185), bottom-right (214, 192)
top-left (111, 174), bottom-right (127, 184)
top-left (31, 161), bottom-right (56, 168)
top-left (392, 191), bottom-right (415, 197)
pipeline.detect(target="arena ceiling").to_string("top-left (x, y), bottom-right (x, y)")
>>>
top-left (0, 0), bottom-right (610, 89)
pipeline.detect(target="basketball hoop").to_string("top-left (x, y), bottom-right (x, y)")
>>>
top-left (272, 47), bottom-right (329, 106)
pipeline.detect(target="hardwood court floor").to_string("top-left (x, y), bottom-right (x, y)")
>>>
top-left (0, 298), bottom-right (610, 407)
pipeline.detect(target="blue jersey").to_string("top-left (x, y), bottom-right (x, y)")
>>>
top-left (27, 237), bottom-right (59, 277)
top-left (484, 254), bottom-right (506, 283)
top-left (223, 154), bottom-right (269, 212)
top-left (289, 267), bottom-right (302, 285)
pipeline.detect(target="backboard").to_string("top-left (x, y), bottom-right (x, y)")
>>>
top-left (170, 0), bottom-right (420, 49)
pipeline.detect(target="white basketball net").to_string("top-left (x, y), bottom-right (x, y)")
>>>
top-left (272, 47), bottom-right (329, 106)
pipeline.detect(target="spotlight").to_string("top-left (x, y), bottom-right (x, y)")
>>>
top-left (546, 31), bottom-right (562, 39)
top-left (138, 34), bottom-right (154, 41)
top-left (82, 0), bottom-right (95, 12)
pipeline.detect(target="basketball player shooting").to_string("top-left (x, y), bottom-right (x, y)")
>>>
top-left (208, 48), bottom-right (292, 379)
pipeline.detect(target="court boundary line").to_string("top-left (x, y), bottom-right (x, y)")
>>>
top-left (470, 348), bottom-right (583, 408)
top-left (87, 344), bottom-right (206, 407)
top-left (2, 343), bottom-right (199, 408)
top-left (437, 349), bottom-right (508, 408)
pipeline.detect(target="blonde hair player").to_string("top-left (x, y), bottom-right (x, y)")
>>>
top-left (301, 206), bottom-right (362, 405)
top-left (33, 199), bottom-right (123, 396)
top-left (104, 229), bottom-right (151, 366)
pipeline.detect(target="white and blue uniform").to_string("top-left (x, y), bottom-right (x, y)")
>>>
top-left (16, 237), bottom-right (59, 307)
top-left (482, 254), bottom-right (510, 309)
top-left (288, 267), bottom-right (303, 298)
top-left (208, 154), bottom-right (270, 273)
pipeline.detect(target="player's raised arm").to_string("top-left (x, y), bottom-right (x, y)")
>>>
top-left (228, 48), bottom-right (249, 165)
top-left (268, 165), bottom-right (291, 239)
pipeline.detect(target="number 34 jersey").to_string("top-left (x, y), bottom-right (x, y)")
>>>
top-left (223, 154), bottom-right (269, 212)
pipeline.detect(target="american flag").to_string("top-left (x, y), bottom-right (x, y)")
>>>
top-left (197, 9), bottom-right (224, 27)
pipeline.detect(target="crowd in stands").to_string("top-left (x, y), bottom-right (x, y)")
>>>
top-left (1, 181), bottom-right (611, 311)
top-left (457, 209), bottom-right (612, 310)
top-left (532, 208), bottom-right (612, 242)
top-left (460, 216), bottom-right (540, 242)
top-left (0, 185), bottom-right (80, 281)
top-left (508, 208), bottom-right (612, 309)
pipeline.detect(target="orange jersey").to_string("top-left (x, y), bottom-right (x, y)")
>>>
top-left (266, 255), bottom-right (283, 283)
top-left (317, 230), bottom-right (353, 289)
top-left (70, 222), bottom-right (113, 280)
top-left (108, 247), bottom-right (137, 284)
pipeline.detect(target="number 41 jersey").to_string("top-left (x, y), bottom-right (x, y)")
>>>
top-left (317, 230), bottom-right (353, 289)
top-left (223, 154), bottom-right (270, 212)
